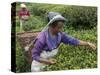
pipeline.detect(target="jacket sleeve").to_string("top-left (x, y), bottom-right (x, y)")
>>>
top-left (61, 32), bottom-right (79, 45)
top-left (32, 32), bottom-right (46, 61)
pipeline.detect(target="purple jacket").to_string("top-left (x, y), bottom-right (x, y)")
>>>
top-left (32, 30), bottom-right (79, 61)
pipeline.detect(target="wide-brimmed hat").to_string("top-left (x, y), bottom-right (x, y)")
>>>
top-left (47, 12), bottom-right (66, 26)
top-left (20, 4), bottom-right (26, 8)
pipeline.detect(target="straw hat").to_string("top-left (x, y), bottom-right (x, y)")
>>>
top-left (20, 3), bottom-right (26, 8)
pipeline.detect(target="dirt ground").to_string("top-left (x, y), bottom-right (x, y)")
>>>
top-left (17, 31), bottom-right (40, 48)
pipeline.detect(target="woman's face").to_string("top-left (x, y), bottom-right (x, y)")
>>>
top-left (53, 21), bottom-right (64, 34)
top-left (22, 8), bottom-right (26, 11)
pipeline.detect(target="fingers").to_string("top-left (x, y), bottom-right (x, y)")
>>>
top-left (48, 58), bottom-right (57, 64)
top-left (88, 42), bottom-right (96, 50)
top-left (90, 44), bottom-right (96, 50)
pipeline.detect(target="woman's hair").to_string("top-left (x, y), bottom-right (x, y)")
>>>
top-left (49, 20), bottom-right (65, 28)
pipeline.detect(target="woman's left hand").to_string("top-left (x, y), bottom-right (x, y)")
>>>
top-left (87, 42), bottom-right (96, 50)
top-left (48, 58), bottom-right (57, 64)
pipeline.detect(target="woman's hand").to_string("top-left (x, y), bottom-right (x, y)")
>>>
top-left (79, 40), bottom-right (96, 50)
top-left (48, 58), bottom-right (57, 64)
top-left (87, 42), bottom-right (96, 50)
top-left (39, 58), bottom-right (56, 65)
top-left (21, 16), bottom-right (29, 20)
